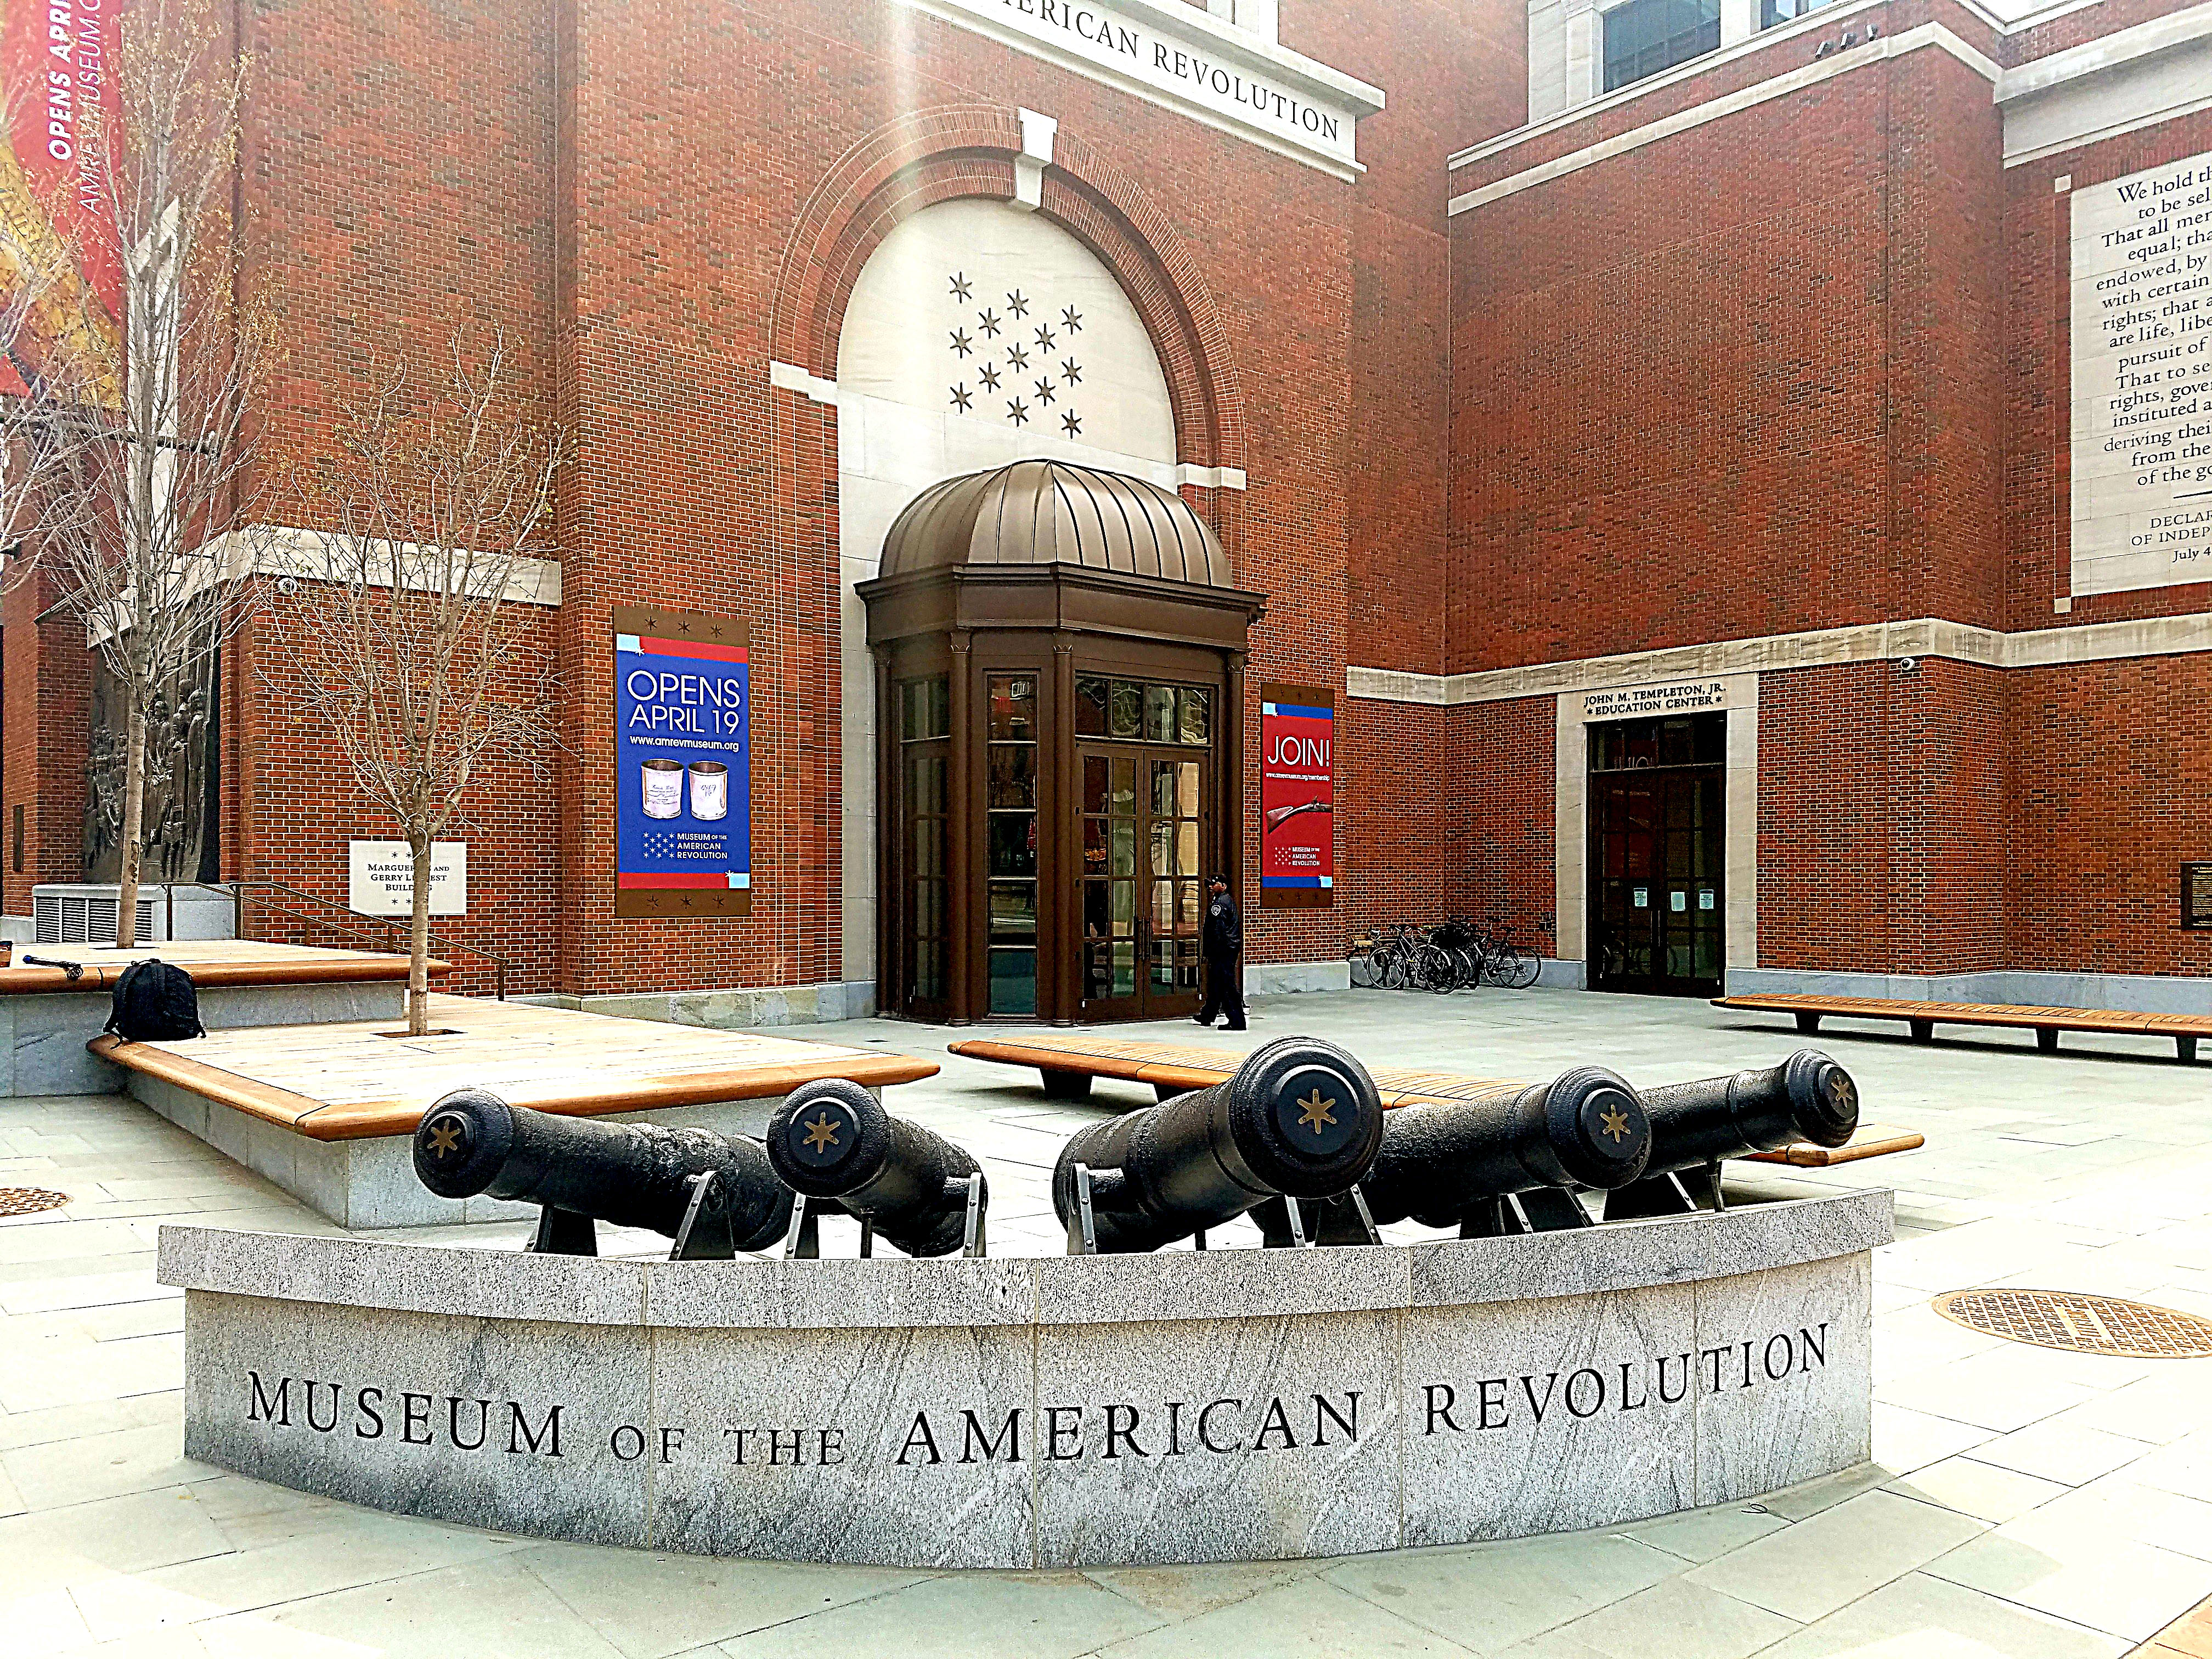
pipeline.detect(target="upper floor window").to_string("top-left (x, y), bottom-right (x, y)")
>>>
top-left (1760, 0), bottom-right (1834, 25)
top-left (1602, 0), bottom-right (1721, 92)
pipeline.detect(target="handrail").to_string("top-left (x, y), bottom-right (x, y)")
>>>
top-left (165, 879), bottom-right (510, 1001)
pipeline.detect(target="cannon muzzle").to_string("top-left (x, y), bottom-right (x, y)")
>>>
top-left (1358, 1066), bottom-right (1652, 1230)
top-left (1601, 1051), bottom-right (1857, 1220)
top-left (413, 1088), bottom-right (793, 1252)
top-left (1637, 1049), bottom-right (1857, 1170)
top-left (766, 1079), bottom-right (985, 1258)
top-left (1051, 1036), bottom-right (1383, 1254)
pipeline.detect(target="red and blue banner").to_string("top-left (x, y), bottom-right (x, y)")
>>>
top-left (612, 605), bottom-right (752, 918)
top-left (2, 0), bottom-right (125, 405)
top-left (1260, 681), bottom-right (1334, 910)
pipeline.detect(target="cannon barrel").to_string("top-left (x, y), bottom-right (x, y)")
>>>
top-left (1636, 1049), bottom-right (1858, 1172)
top-left (765, 1079), bottom-right (984, 1258)
top-left (412, 1088), bottom-right (793, 1252)
top-left (1051, 1036), bottom-right (1383, 1254)
top-left (1358, 1068), bottom-right (1653, 1229)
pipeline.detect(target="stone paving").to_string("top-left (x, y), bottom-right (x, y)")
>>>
top-left (3, 985), bottom-right (2212, 1656)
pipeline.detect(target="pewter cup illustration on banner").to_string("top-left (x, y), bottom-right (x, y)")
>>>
top-left (641, 759), bottom-right (684, 819)
top-left (689, 761), bottom-right (729, 821)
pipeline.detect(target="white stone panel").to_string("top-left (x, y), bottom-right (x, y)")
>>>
top-left (2067, 148), bottom-right (2212, 597)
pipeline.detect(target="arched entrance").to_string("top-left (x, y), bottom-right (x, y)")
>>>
top-left (861, 460), bottom-right (1263, 1025)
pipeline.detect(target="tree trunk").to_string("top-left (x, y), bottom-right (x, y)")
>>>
top-left (408, 829), bottom-right (432, 1035)
top-left (115, 701), bottom-right (148, 949)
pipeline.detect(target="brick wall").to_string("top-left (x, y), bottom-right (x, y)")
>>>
top-left (2008, 654), bottom-right (2212, 975)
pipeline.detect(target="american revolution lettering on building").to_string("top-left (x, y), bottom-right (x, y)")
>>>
top-left (902, 0), bottom-right (1370, 172)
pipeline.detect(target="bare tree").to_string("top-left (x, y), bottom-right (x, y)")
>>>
top-left (41, 0), bottom-right (262, 947)
top-left (274, 329), bottom-right (564, 1034)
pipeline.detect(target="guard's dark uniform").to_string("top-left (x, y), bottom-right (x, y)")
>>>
top-left (1197, 884), bottom-right (1247, 1030)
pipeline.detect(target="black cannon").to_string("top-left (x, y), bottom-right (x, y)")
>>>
top-left (412, 1088), bottom-right (793, 1259)
top-left (1328, 1067), bottom-right (1653, 1240)
top-left (765, 1079), bottom-right (988, 1258)
top-left (1601, 1049), bottom-right (1858, 1221)
top-left (1051, 1036), bottom-right (1384, 1254)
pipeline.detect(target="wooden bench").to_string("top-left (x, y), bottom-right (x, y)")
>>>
top-left (95, 994), bottom-right (938, 1228)
top-left (945, 1034), bottom-right (1923, 1169)
top-left (1713, 993), bottom-right (2209, 1063)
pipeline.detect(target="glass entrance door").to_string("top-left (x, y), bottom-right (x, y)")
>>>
top-left (1588, 713), bottom-right (1725, 997)
top-left (1078, 744), bottom-right (1206, 1020)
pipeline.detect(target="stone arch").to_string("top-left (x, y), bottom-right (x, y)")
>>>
top-left (770, 103), bottom-right (1246, 492)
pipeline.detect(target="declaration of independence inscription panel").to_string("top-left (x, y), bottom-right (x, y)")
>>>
top-left (2072, 150), bottom-right (2212, 597)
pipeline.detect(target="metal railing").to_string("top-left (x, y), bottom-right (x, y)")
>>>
top-left (166, 879), bottom-right (511, 1001)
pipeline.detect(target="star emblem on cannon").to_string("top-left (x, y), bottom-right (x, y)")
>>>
top-left (1599, 1107), bottom-right (1631, 1144)
top-left (1296, 1090), bottom-right (1338, 1134)
top-left (802, 1112), bottom-right (841, 1153)
top-left (425, 1120), bottom-right (463, 1158)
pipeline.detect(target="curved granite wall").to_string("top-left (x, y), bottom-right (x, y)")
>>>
top-left (157, 1190), bottom-right (1890, 1568)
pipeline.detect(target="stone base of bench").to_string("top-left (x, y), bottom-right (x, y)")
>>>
top-left (9, 982), bottom-right (407, 1098)
top-left (122, 1069), bottom-right (820, 1229)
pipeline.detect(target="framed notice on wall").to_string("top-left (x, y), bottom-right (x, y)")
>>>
top-left (612, 606), bottom-right (752, 918)
top-left (1260, 682), bottom-right (1334, 910)
top-left (2186, 864), bottom-right (2212, 930)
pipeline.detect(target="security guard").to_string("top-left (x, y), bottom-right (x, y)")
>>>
top-left (1195, 872), bottom-right (1247, 1031)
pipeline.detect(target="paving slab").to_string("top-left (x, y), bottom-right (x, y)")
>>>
top-left (2, 985), bottom-right (2212, 1655)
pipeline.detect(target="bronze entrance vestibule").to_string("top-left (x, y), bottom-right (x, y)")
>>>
top-left (860, 460), bottom-right (1263, 1026)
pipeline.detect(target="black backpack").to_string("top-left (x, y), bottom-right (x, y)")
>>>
top-left (104, 959), bottom-right (205, 1042)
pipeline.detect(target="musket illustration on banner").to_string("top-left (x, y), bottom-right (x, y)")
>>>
top-left (1263, 799), bottom-right (1333, 836)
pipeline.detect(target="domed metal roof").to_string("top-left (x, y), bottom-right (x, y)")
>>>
top-left (878, 460), bottom-right (1230, 588)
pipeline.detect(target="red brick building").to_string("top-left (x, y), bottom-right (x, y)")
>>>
top-left (3, 0), bottom-right (2207, 1021)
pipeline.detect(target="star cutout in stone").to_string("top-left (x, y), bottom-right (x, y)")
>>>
top-left (1035, 325), bottom-right (1056, 351)
top-left (949, 328), bottom-right (973, 357)
top-left (426, 1120), bottom-right (462, 1158)
top-left (1062, 410), bottom-right (1082, 438)
top-left (1296, 1090), bottom-right (1338, 1135)
top-left (978, 308), bottom-right (1001, 337)
top-left (1062, 305), bottom-right (1082, 332)
top-left (1007, 290), bottom-right (1029, 318)
top-left (950, 273), bottom-right (972, 301)
top-left (1006, 343), bottom-right (1029, 372)
top-left (1599, 1107), bottom-right (1630, 1144)
top-left (978, 363), bottom-right (1001, 392)
top-left (803, 1112), bottom-right (841, 1153)
top-left (1062, 359), bottom-right (1082, 385)
top-left (1034, 378), bottom-right (1057, 406)
top-left (950, 384), bottom-right (972, 412)
top-left (1007, 398), bottom-right (1029, 426)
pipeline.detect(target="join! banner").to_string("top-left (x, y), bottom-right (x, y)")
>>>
top-left (1, 0), bottom-right (124, 404)
top-left (612, 605), bottom-right (752, 918)
top-left (1260, 682), bottom-right (1334, 910)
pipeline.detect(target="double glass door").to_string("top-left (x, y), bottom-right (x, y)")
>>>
top-left (1588, 713), bottom-right (1725, 997)
top-left (1079, 744), bottom-right (1206, 1019)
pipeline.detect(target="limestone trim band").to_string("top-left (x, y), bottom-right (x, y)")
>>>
top-left (890, 0), bottom-right (1383, 182)
top-left (1997, 2), bottom-right (2212, 106)
top-left (1448, 24), bottom-right (2000, 214)
top-left (1347, 611), bottom-right (2212, 707)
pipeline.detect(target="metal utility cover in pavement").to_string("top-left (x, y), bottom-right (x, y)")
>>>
top-left (1933, 1288), bottom-right (2212, 1358)
top-left (0, 1187), bottom-right (70, 1217)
